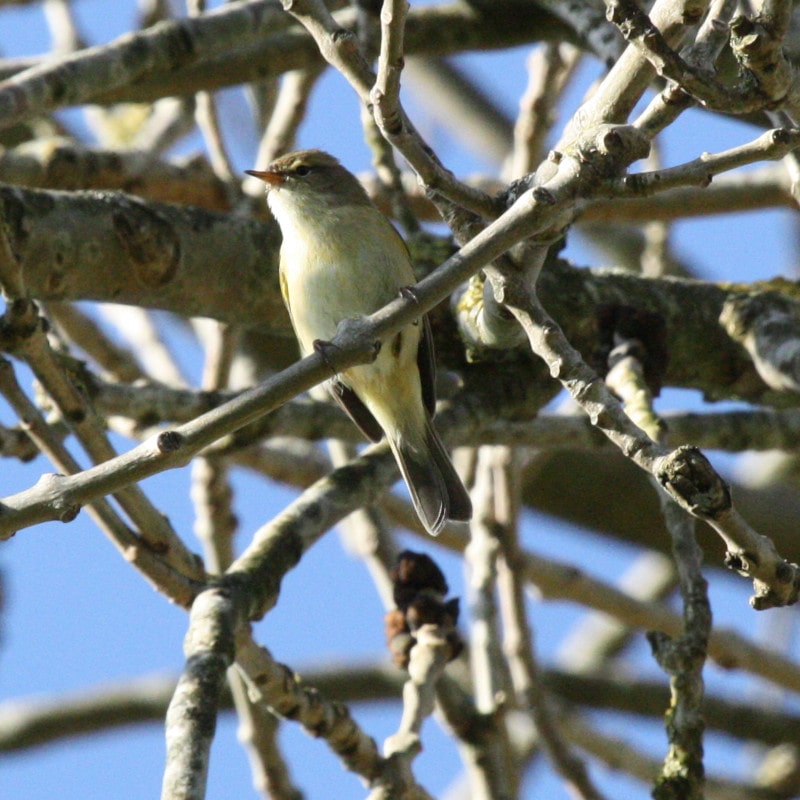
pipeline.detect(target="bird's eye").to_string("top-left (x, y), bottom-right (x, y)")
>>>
top-left (294, 165), bottom-right (311, 177)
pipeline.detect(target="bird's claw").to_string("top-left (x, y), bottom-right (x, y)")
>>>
top-left (313, 338), bottom-right (339, 377)
top-left (399, 285), bottom-right (421, 305)
top-left (400, 286), bottom-right (424, 327)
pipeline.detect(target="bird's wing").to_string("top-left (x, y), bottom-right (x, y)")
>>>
top-left (329, 378), bottom-right (384, 442)
top-left (418, 314), bottom-right (437, 417)
top-left (390, 227), bottom-right (437, 418)
top-left (279, 265), bottom-right (293, 326)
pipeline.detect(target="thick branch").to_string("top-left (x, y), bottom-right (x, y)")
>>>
top-left (162, 588), bottom-right (238, 800)
top-left (0, 2), bottom-right (575, 119)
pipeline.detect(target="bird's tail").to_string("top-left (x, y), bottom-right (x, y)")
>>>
top-left (390, 417), bottom-right (472, 536)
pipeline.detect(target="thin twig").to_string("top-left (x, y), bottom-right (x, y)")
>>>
top-left (371, 0), bottom-right (407, 138)
top-left (633, 0), bottom-right (738, 138)
top-left (43, 0), bottom-right (84, 54)
top-left (507, 43), bottom-right (582, 180)
top-left (556, 551), bottom-right (677, 673)
top-left (248, 65), bottom-right (323, 169)
top-left (327, 438), bottom-right (398, 610)
top-left (191, 314), bottom-right (300, 800)
top-left (6, 661), bottom-right (800, 756)
top-left (495, 279), bottom-right (799, 608)
top-left (580, 164), bottom-right (796, 222)
top-left (99, 306), bottom-right (190, 388)
top-left (535, 0), bottom-right (624, 65)
top-left (225, 436), bottom-right (800, 695)
top-left (600, 128), bottom-right (800, 200)
top-left (403, 57), bottom-right (512, 169)
top-left (162, 588), bottom-right (238, 800)
top-left (44, 301), bottom-right (147, 384)
top-left (0, 168), bottom-right (570, 538)
top-left (367, 624), bottom-right (442, 800)
top-left (559, 0), bottom-right (707, 144)
top-left (186, 0), bottom-right (238, 196)
top-left (491, 446), bottom-right (609, 800)
top-left (0, 299), bottom-right (203, 581)
top-left (282, 0), bottom-right (501, 219)
top-left (465, 448), bottom-right (507, 715)
top-left (604, 328), bottom-right (710, 800)
top-left (639, 140), bottom-right (675, 277)
top-left (234, 634), bottom-right (389, 789)
top-left (0, 356), bottom-right (202, 605)
top-left (82, 372), bottom-right (800, 455)
top-left (607, 0), bottom-right (795, 115)
top-left (0, 1), bottom-right (297, 132)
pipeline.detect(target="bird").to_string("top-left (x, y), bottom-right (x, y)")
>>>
top-left (246, 149), bottom-right (472, 535)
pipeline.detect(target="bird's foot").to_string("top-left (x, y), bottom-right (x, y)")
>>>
top-left (399, 285), bottom-right (421, 305)
top-left (312, 338), bottom-right (340, 377)
top-left (399, 286), bottom-right (424, 327)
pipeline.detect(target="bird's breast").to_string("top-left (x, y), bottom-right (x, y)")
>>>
top-left (278, 208), bottom-right (416, 352)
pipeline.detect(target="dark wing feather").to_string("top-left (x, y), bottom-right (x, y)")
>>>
top-left (418, 314), bottom-right (437, 417)
top-left (387, 225), bottom-right (437, 418)
top-left (329, 378), bottom-right (384, 442)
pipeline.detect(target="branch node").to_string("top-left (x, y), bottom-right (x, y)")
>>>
top-left (656, 446), bottom-right (731, 517)
top-left (157, 430), bottom-right (184, 453)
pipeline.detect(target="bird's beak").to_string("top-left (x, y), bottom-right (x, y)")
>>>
top-left (245, 169), bottom-right (284, 187)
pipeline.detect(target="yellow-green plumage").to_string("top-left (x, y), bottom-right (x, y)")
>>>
top-left (247, 150), bottom-right (471, 535)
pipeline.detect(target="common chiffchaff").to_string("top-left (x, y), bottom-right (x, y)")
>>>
top-left (247, 149), bottom-right (471, 535)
